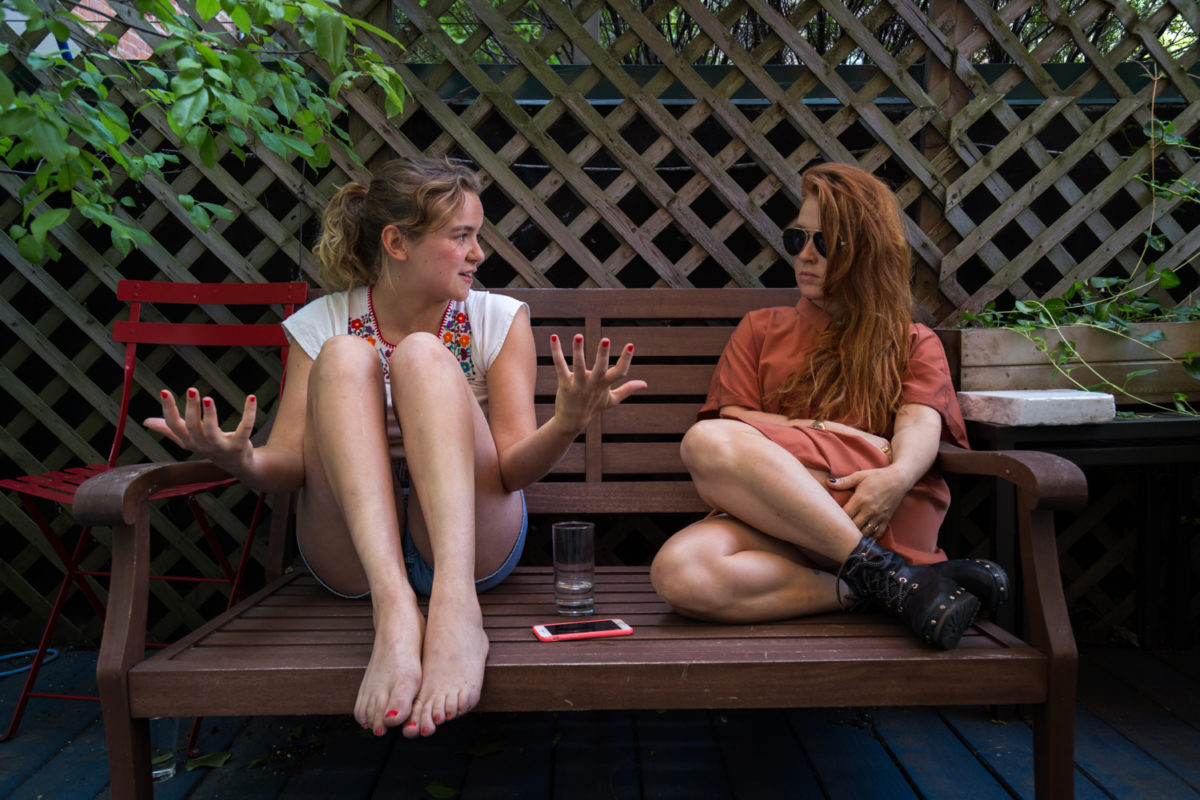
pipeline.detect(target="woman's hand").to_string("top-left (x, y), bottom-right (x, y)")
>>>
top-left (831, 465), bottom-right (908, 539)
top-left (550, 333), bottom-right (647, 434)
top-left (144, 388), bottom-right (258, 473)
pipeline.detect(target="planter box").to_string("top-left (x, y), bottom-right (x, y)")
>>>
top-left (935, 322), bottom-right (1200, 405)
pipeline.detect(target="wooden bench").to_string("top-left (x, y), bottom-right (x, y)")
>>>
top-left (75, 288), bottom-right (1087, 799)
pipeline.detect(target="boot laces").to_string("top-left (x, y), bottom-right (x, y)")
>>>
top-left (844, 553), bottom-right (915, 611)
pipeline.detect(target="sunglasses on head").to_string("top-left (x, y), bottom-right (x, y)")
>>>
top-left (782, 227), bottom-right (833, 258)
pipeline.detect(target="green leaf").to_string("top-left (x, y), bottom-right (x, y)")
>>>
top-left (315, 13), bottom-right (347, 69)
top-left (1182, 357), bottom-right (1200, 380)
top-left (230, 4), bottom-right (253, 33)
top-left (1123, 369), bottom-right (1157, 379)
top-left (30, 207), bottom-right (69, 242)
top-left (29, 119), bottom-right (68, 163)
top-left (185, 751), bottom-right (231, 770)
top-left (170, 90), bottom-right (210, 132)
top-left (197, 133), bottom-right (218, 167)
top-left (201, 201), bottom-right (235, 221)
top-left (1158, 268), bottom-right (1181, 290)
top-left (424, 779), bottom-right (459, 798)
top-left (196, 0), bottom-right (221, 21)
top-left (1137, 329), bottom-right (1167, 345)
top-left (172, 73), bottom-right (206, 96)
top-left (16, 229), bottom-right (45, 262)
top-left (187, 204), bottom-right (211, 230)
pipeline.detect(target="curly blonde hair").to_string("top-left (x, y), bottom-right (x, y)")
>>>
top-left (314, 157), bottom-right (483, 290)
top-left (765, 163), bottom-right (913, 434)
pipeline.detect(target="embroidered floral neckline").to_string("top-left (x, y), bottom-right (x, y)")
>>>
top-left (348, 286), bottom-right (473, 380)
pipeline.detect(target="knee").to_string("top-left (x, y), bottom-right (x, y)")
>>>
top-left (389, 331), bottom-right (450, 372)
top-left (680, 420), bottom-right (740, 478)
top-left (650, 537), bottom-right (732, 618)
top-left (310, 336), bottom-right (383, 386)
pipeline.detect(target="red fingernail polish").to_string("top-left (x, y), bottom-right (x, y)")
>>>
top-left (574, 334), bottom-right (583, 343)
top-left (248, 395), bottom-right (256, 404)
top-left (187, 388), bottom-right (198, 398)
top-left (626, 344), bottom-right (634, 352)
top-left (601, 338), bottom-right (610, 347)
top-left (203, 398), bottom-right (213, 407)
top-left (161, 390), bottom-right (169, 399)
top-left (385, 710), bottom-right (398, 718)
top-left (550, 334), bottom-right (558, 343)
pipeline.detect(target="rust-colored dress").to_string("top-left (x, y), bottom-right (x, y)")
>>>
top-left (700, 297), bottom-right (969, 565)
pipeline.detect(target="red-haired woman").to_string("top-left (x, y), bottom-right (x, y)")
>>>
top-left (650, 162), bottom-right (1006, 649)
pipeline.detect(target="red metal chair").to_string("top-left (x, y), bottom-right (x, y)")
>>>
top-left (0, 279), bottom-right (308, 742)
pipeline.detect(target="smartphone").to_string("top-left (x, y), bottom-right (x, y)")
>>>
top-left (532, 618), bottom-right (634, 642)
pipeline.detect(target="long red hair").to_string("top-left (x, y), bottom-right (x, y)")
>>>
top-left (766, 163), bottom-right (913, 434)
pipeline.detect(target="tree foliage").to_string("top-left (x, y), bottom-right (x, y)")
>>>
top-left (0, 0), bottom-right (408, 262)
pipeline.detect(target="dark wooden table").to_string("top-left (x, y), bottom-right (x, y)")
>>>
top-left (963, 413), bottom-right (1200, 647)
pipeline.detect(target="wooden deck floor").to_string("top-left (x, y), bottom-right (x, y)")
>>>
top-left (1, 644), bottom-right (1197, 799)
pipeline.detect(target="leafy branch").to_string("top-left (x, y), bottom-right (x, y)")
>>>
top-left (0, 0), bottom-right (408, 262)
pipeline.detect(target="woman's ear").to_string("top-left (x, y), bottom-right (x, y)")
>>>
top-left (380, 224), bottom-right (407, 261)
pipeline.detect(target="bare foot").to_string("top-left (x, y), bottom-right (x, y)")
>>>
top-left (402, 589), bottom-right (489, 738)
top-left (355, 600), bottom-right (425, 736)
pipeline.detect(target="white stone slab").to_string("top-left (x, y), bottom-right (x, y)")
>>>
top-left (956, 389), bottom-right (1115, 426)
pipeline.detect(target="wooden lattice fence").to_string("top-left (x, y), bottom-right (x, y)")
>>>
top-left (1, 0), bottom-right (1198, 644)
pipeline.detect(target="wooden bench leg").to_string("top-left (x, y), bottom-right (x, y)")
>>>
top-left (1033, 691), bottom-right (1075, 800)
top-left (103, 714), bottom-right (153, 800)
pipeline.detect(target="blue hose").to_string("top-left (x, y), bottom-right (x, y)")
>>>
top-left (0, 649), bottom-right (59, 678)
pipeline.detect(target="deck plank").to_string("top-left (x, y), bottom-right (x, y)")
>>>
top-left (788, 707), bottom-right (918, 799)
top-left (939, 707), bottom-right (1111, 800)
top-left (711, 708), bottom-right (825, 797)
top-left (634, 709), bottom-right (733, 799)
top-left (871, 707), bottom-right (1014, 800)
top-left (553, 710), bottom-right (641, 800)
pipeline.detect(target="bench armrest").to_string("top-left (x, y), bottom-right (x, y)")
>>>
top-left (74, 460), bottom-right (236, 526)
top-left (936, 440), bottom-right (1083, 695)
top-left (936, 442), bottom-right (1087, 510)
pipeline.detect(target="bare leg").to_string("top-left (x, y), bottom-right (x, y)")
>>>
top-left (296, 336), bottom-right (424, 737)
top-left (680, 419), bottom-right (863, 564)
top-left (390, 333), bottom-right (524, 738)
top-left (650, 514), bottom-right (843, 622)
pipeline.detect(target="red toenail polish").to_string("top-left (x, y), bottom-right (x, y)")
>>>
top-left (433, 715), bottom-right (441, 723)
top-left (406, 721), bottom-right (417, 727)
top-left (445, 713), bottom-right (453, 719)
top-left (374, 728), bottom-right (383, 735)
top-left (422, 727), bottom-right (431, 734)
top-left (386, 710), bottom-right (398, 718)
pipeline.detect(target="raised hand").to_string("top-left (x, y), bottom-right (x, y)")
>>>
top-left (549, 333), bottom-right (647, 434)
top-left (144, 388), bottom-right (257, 473)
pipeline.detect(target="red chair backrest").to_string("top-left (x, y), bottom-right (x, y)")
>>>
top-left (108, 280), bottom-right (309, 467)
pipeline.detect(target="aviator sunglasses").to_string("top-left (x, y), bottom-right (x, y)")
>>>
top-left (782, 227), bottom-right (835, 259)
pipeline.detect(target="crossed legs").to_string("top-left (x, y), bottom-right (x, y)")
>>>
top-left (296, 334), bottom-right (523, 738)
top-left (651, 418), bottom-right (862, 621)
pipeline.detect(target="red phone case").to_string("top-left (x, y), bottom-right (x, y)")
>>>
top-left (532, 618), bottom-right (634, 642)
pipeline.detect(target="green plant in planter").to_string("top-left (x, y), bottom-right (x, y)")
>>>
top-left (960, 266), bottom-right (1200, 416)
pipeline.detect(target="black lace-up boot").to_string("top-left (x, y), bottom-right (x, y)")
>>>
top-left (935, 559), bottom-right (1009, 615)
top-left (838, 538), bottom-right (980, 650)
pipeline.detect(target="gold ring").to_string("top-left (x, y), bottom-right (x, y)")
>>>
top-left (880, 444), bottom-right (891, 455)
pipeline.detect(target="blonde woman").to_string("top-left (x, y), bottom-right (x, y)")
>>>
top-left (147, 157), bottom-right (645, 736)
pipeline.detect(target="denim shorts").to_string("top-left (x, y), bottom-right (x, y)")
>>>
top-left (402, 490), bottom-right (528, 596)
top-left (302, 489), bottom-right (528, 599)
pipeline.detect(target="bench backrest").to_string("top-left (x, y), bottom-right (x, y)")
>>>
top-left (501, 288), bottom-right (801, 515)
